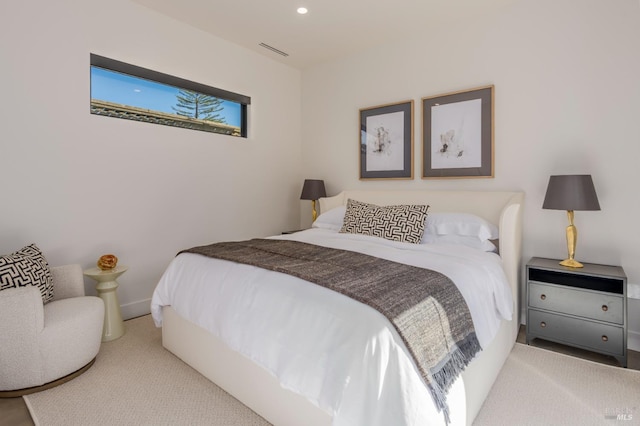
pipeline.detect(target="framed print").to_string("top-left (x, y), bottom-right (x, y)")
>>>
top-left (422, 85), bottom-right (494, 179)
top-left (360, 100), bottom-right (413, 180)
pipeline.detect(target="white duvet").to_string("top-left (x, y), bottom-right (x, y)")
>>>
top-left (151, 229), bottom-right (513, 426)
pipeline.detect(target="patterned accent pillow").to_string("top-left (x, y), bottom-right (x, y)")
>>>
top-left (339, 199), bottom-right (429, 244)
top-left (0, 244), bottom-right (54, 303)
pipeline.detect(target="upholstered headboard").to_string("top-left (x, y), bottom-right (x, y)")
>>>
top-left (318, 190), bottom-right (525, 337)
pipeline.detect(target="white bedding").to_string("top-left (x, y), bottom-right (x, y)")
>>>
top-left (151, 228), bottom-right (513, 426)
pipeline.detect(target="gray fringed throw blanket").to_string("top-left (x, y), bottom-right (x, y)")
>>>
top-left (181, 238), bottom-right (480, 423)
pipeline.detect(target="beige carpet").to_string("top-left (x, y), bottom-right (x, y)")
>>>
top-left (24, 315), bottom-right (640, 425)
top-left (24, 315), bottom-right (270, 426)
top-left (473, 343), bottom-right (640, 426)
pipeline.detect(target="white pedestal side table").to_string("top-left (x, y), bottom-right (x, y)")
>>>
top-left (84, 266), bottom-right (128, 342)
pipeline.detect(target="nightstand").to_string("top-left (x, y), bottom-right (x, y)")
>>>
top-left (281, 229), bottom-right (306, 234)
top-left (526, 257), bottom-right (627, 367)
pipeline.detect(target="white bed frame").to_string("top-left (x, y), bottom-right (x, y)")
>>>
top-left (161, 190), bottom-right (524, 426)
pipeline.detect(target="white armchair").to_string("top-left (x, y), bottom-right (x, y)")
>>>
top-left (0, 264), bottom-right (104, 396)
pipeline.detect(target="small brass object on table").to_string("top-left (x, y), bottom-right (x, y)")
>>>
top-left (97, 254), bottom-right (118, 271)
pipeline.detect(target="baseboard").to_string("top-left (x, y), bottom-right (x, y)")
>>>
top-left (120, 298), bottom-right (151, 320)
top-left (628, 330), bottom-right (640, 352)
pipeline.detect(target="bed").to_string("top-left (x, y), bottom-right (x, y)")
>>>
top-left (151, 189), bottom-right (524, 426)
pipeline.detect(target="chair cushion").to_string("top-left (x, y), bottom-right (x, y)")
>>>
top-left (0, 244), bottom-right (54, 304)
top-left (40, 296), bottom-right (104, 385)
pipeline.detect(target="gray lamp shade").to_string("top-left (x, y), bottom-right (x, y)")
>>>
top-left (542, 175), bottom-right (601, 211)
top-left (300, 179), bottom-right (326, 200)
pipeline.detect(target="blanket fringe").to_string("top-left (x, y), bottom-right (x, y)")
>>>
top-left (431, 335), bottom-right (483, 424)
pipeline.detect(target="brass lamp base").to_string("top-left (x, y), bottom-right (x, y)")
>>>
top-left (560, 210), bottom-right (584, 268)
top-left (559, 258), bottom-right (584, 268)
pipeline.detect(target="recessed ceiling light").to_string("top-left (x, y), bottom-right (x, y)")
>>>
top-left (297, 7), bottom-right (308, 14)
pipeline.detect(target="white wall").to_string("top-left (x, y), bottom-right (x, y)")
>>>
top-left (301, 0), bottom-right (640, 349)
top-left (0, 0), bottom-right (303, 318)
top-left (2, 0), bottom-right (639, 350)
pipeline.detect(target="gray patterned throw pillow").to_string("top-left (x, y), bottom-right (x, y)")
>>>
top-left (0, 244), bottom-right (54, 303)
top-left (339, 199), bottom-right (429, 244)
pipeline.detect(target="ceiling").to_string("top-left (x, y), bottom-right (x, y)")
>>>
top-left (132, 0), bottom-right (517, 70)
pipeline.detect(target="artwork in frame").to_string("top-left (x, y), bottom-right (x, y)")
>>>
top-left (359, 100), bottom-right (414, 180)
top-left (422, 85), bottom-right (494, 179)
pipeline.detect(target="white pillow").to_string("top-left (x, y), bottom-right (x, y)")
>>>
top-left (421, 234), bottom-right (497, 252)
top-left (424, 213), bottom-right (498, 241)
top-left (312, 206), bottom-right (347, 231)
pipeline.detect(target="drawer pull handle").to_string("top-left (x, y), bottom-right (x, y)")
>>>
top-left (540, 294), bottom-right (546, 300)
top-left (540, 321), bottom-right (546, 328)
top-left (602, 305), bottom-right (608, 312)
top-left (602, 335), bottom-right (608, 342)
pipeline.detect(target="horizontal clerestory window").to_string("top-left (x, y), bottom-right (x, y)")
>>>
top-left (90, 54), bottom-right (250, 137)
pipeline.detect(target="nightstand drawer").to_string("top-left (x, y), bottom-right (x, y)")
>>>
top-left (528, 309), bottom-right (624, 356)
top-left (528, 282), bottom-right (623, 324)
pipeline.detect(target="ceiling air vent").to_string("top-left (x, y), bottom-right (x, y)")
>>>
top-left (259, 43), bottom-right (289, 57)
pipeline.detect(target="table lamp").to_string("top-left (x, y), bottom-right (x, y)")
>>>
top-left (542, 174), bottom-right (600, 268)
top-left (300, 179), bottom-right (326, 222)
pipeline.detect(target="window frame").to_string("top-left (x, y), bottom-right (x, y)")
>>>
top-left (90, 53), bottom-right (250, 138)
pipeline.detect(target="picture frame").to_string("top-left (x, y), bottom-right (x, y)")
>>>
top-left (422, 85), bottom-right (494, 179)
top-left (359, 100), bottom-right (414, 180)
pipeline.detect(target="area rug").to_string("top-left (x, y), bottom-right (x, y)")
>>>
top-left (24, 315), bottom-right (640, 425)
top-left (24, 315), bottom-right (269, 426)
top-left (473, 342), bottom-right (640, 425)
